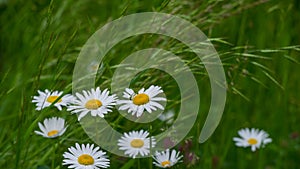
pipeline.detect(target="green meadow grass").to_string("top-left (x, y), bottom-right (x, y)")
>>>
top-left (1, 0), bottom-right (300, 168)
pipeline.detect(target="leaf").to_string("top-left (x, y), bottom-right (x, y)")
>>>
top-left (250, 76), bottom-right (267, 88)
top-left (262, 70), bottom-right (284, 89)
top-left (281, 45), bottom-right (300, 51)
top-left (231, 87), bottom-right (250, 101)
top-left (120, 159), bottom-right (135, 169)
top-left (209, 38), bottom-right (233, 46)
top-left (259, 49), bottom-right (282, 53)
top-left (282, 55), bottom-right (300, 64)
top-left (250, 61), bottom-right (273, 72)
top-left (234, 53), bottom-right (271, 60)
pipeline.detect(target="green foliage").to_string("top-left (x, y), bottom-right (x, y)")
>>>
top-left (0, 0), bottom-right (300, 168)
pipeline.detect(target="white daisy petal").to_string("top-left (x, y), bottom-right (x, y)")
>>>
top-left (63, 143), bottom-right (110, 169)
top-left (34, 117), bottom-right (67, 138)
top-left (117, 85), bottom-right (166, 117)
top-left (118, 130), bottom-right (156, 158)
top-left (32, 89), bottom-right (74, 111)
top-left (152, 149), bottom-right (183, 168)
top-left (67, 87), bottom-right (117, 121)
top-left (233, 128), bottom-right (272, 152)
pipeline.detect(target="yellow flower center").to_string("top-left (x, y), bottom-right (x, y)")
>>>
top-left (47, 130), bottom-right (59, 137)
top-left (78, 154), bottom-right (94, 165)
top-left (47, 96), bottom-right (62, 103)
top-left (85, 99), bottom-right (102, 110)
top-left (133, 93), bottom-right (149, 105)
top-left (248, 138), bottom-right (258, 145)
top-left (130, 139), bottom-right (144, 148)
top-left (161, 160), bottom-right (171, 167)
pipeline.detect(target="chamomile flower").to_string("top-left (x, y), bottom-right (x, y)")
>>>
top-left (34, 117), bottom-right (67, 138)
top-left (63, 143), bottom-right (110, 169)
top-left (67, 87), bottom-right (117, 120)
top-left (233, 128), bottom-right (272, 152)
top-left (118, 85), bottom-right (166, 117)
top-left (32, 89), bottom-right (74, 111)
top-left (153, 149), bottom-right (183, 168)
top-left (118, 130), bottom-right (156, 158)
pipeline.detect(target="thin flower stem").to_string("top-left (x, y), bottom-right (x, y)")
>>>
top-left (52, 142), bottom-right (58, 169)
top-left (138, 158), bottom-right (141, 169)
top-left (149, 125), bottom-right (153, 169)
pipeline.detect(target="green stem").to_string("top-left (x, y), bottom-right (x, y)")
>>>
top-left (52, 141), bottom-right (58, 169)
top-left (138, 158), bottom-right (141, 169)
top-left (149, 125), bottom-right (153, 169)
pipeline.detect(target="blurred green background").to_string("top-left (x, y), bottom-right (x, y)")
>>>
top-left (0, 0), bottom-right (299, 168)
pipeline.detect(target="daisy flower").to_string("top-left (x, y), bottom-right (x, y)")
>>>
top-left (32, 89), bottom-right (74, 111)
top-left (118, 85), bottom-right (166, 117)
top-left (34, 117), bottom-right (67, 138)
top-left (233, 128), bottom-right (272, 151)
top-left (153, 149), bottom-right (183, 168)
top-left (118, 130), bottom-right (156, 158)
top-left (63, 143), bottom-right (110, 169)
top-left (67, 87), bottom-right (117, 120)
